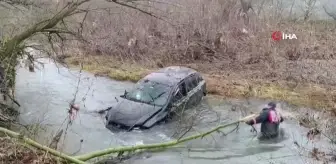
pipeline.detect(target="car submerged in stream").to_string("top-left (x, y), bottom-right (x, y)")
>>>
top-left (105, 66), bottom-right (207, 131)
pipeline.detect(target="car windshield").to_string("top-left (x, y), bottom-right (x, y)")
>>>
top-left (124, 80), bottom-right (171, 106)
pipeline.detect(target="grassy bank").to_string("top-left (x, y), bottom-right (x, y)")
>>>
top-left (62, 0), bottom-right (336, 112)
top-left (64, 55), bottom-right (336, 112)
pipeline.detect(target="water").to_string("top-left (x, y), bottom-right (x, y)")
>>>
top-left (14, 58), bottom-right (334, 164)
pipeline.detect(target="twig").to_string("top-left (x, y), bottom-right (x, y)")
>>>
top-left (97, 106), bottom-right (113, 114)
top-left (49, 129), bottom-right (64, 150)
top-left (107, 0), bottom-right (176, 27)
top-left (3, 91), bottom-right (20, 106)
top-left (323, 5), bottom-right (336, 20)
top-left (195, 42), bottom-right (216, 54)
top-left (70, 139), bottom-right (84, 156)
top-left (250, 125), bottom-right (257, 134)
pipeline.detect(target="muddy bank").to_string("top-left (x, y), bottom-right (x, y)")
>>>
top-left (12, 58), bottom-right (336, 164)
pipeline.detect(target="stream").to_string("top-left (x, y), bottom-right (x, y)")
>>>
top-left (14, 58), bottom-right (334, 164)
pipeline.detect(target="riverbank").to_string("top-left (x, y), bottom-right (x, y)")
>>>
top-left (60, 18), bottom-right (336, 112)
top-left (63, 53), bottom-right (336, 112)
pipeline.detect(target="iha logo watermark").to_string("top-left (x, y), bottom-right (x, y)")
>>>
top-left (271, 31), bottom-right (297, 41)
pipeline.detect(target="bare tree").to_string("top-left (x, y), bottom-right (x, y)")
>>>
top-left (0, 0), bottom-right (87, 106)
top-left (323, 5), bottom-right (336, 20)
top-left (0, 0), bottom-right (161, 107)
top-left (271, 0), bottom-right (285, 21)
top-left (288, 0), bottom-right (296, 19)
top-left (240, 0), bottom-right (254, 14)
top-left (239, 0), bottom-right (255, 26)
top-left (303, 0), bottom-right (317, 21)
top-left (257, 0), bottom-right (266, 16)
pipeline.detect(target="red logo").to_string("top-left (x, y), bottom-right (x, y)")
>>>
top-left (271, 31), bottom-right (282, 41)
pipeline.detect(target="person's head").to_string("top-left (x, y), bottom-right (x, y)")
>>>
top-left (267, 102), bottom-right (276, 110)
top-left (261, 107), bottom-right (268, 111)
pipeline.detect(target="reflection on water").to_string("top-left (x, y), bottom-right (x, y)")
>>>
top-left (14, 58), bottom-right (332, 164)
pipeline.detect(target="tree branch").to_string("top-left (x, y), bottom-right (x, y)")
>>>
top-left (9, 0), bottom-right (89, 44)
top-left (75, 114), bottom-right (257, 161)
top-left (323, 5), bottom-right (336, 20)
top-left (107, 0), bottom-right (175, 26)
top-left (0, 0), bottom-right (40, 7)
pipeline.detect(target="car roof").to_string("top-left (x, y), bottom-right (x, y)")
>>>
top-left (140, 66), bottom-right (198, 86)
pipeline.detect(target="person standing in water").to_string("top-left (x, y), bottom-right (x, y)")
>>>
top-left (245, 102), bottom-right (284, 140)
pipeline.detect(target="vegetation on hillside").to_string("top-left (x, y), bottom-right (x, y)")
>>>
top-left (0, 0), bottom-right (336, 163)
top-left (64, 0), bottom-right (336, 110)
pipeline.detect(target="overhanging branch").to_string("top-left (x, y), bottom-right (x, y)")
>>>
top-left (75, 114), bottom-right (257, 161)
top-left (107, 0), bottom-right (175, 26)
top-left (323, 5), bottom-right (336, 20)
top-left (7, 0), bottom-right (90, 45)
top-left (0, 0), bottom-right (41, 7)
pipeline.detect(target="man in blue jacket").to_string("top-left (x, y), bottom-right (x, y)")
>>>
top-left (245, 102), bottom-right (284, 140)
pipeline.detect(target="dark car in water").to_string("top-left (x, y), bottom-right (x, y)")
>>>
top-left (105, 66), bottom-right (206, 131)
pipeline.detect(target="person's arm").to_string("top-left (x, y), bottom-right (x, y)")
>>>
top-left (280, 115), bottom-right (284, 122)
top-left (246, 111), bottom-right (268, 125)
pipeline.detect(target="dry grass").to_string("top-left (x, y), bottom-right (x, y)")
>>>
top-left (65, 54), bottom-right (336, 111)
top-left (205, 76), bottom-right (336, 110)
top-left (61, 0), bottom-right (336, 111)
top-left (65, 55), bottom-right (151, 82)
top-left (0, 137), bottom-right (59, 164)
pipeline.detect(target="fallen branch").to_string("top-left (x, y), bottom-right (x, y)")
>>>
top-left (3, 91), bottom-right (21, 107)
top-left (0, 113), bottom-right (257, 162)
top-left (49, 129), bottom-right (64, 150)
top-left (97, 106), bottom-right (113, 114)
top-left (75, 114), bottom-right (257, 161)
top-left (0, 127), bottom-right (86, 164)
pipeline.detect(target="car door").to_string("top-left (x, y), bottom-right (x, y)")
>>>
top-left (193, 74), bottom-right (205, 102)
top-left (185, 74), bottom-right (200, 107)
top-left (170, 81), bottom-right (188, 113)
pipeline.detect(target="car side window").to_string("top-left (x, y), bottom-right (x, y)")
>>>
top-left (186, 74), bottom-right (199, 93)
top-left (196, 74), bottom-right (203, 86)
top-left (172, 82), bottom-right (187, 102)
top-left (192, 74), bottom-right (199, 88)
top-left (198, 75), bottom-right (203, 82)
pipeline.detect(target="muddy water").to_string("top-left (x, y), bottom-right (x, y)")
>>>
top-left (15, 58), bottom-right (332, 164)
